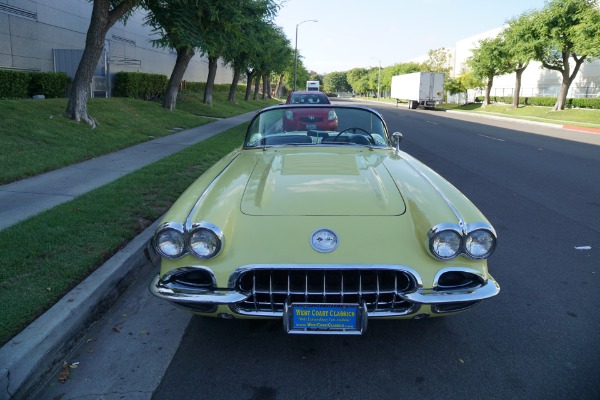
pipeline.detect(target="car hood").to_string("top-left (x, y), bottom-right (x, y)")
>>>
top-left (241, 149), bottom-right (406, 216)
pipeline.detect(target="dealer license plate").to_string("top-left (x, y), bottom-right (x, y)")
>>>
top-left (284, 303), bottom-right (367, 335)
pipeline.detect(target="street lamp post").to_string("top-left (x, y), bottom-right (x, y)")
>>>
top-left (294, 19), bottom-right (317, 92)
top-left (372, 58), bottom-right (381, 100)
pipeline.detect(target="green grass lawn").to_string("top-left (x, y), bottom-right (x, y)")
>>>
top-left (354, 96), bottom-right (600, 128)
top-left (0, 124), bottom-right (247, 345)
top-left (0, 90), bottom-right (277, 185)
top-left (0, 92), bottom-right (279, 345)
top-left (440, 103), bottom-right (600, 128)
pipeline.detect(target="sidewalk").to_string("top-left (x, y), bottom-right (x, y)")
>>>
top-left (0, 111), bottom-right (256, 400)
top-left (0, 111), bottom-right (257, 231)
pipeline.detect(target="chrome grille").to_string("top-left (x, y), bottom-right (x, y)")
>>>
top-left (231, 268), bottom-right (418, 317)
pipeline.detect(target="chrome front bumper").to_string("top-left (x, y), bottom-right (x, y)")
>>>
top-left (150, 264), bottom-right (500, 316)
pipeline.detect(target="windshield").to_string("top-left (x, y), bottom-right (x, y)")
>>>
top-left (245, 105), bottom-right (389, 148)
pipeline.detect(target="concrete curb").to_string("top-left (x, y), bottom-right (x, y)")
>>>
top-left (0, 221), bottom-right (159, 400)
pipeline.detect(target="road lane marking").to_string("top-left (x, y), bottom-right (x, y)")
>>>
top-left (426, 121), bottom-right (438, 125)
top-left (478, 134), bottom-right (505, 142)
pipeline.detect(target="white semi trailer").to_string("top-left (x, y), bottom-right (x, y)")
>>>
top-left (390, 72), bottom-right (445, 109)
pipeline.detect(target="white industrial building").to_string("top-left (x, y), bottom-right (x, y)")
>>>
top-left (451, 27), bottom-right (600, 103)
top-left (0, 0), bottom-right (233, 97)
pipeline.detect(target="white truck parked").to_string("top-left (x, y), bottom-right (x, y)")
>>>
top-left (306, 81), bottom-right (320, 91)
top-left (390, 72), bottom-right (445, 109)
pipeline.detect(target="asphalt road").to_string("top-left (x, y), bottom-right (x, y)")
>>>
top-left (38, 100), bottom-right (600, 400)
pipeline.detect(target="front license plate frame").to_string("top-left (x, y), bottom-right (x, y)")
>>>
top-left (283, 302), bottom-right (368, 335)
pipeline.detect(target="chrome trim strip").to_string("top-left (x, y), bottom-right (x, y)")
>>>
top-left (150, 273), bottom-right (249, 304)
top-left (402, 155), bottom-right (466, 233)
top-left (401, 277), bottom-right (500, 304)
top-left (185, 154), bottom-right (240, 231)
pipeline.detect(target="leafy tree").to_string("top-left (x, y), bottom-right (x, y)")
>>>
top-left (323, 71), bottom-right (351, 93)
top-left (144, 0), bottom-right (203, 110)
top-left (222, 0), bottom-right (281, 102)
top-left (195, 0), bottom-right (247, 106)
top-left (282, 55), bottom-right (309, 93)
top-left (346, 68), bottom-right (370, 95)
top-left (502, 12), bottom-right (537, 108)
top-left (423, 47), bottom-right (453, 74)
top-left (446, 70), bottom-right (484, 104)
top-left (467, 37), bottom-right (512, 106)
top-left (529, 0), bottom-right (600, 110)
top-left (66, 0), bottom-right (141, 127)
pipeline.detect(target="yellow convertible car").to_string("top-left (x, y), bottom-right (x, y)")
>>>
top-left (150, 104), bottom-right (499, 335)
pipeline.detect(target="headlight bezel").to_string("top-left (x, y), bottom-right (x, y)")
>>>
top-left (154, 221), bottom-right (224, 261)
top-left (188, 222), bottom-right (224, 260)
top-left (464, 227), bottom-right (497, 260)
top-left (428, 222), bottom-right (497, 261)
top-left (154, 222), bottom-right (187, 260)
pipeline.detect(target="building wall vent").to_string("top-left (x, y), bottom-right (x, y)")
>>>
top-left (111, 35), bottom-right (136, 46)
top-left (0, 4), bottom-right (37, 20)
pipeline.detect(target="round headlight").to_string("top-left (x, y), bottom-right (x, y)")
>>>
top-left (430, 230), bottom-right (462, 260)
top-left (189, 228), bottom-right (221, 259)
top-left (465, 229), bottom-right (496, 259)
top-left (155, 229), bottom-right (186, 259)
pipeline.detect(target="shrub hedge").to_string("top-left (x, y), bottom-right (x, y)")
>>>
top-left (29, 72), bottom-right (71, 98)
top-left (474, 95), bottom-right (600, 109)
top-left (113, 72), bottom-right (168, 100)
top-left (0, 71), bottom-right (71, 99)
top-left (0, 71), bottom-right (31, 99)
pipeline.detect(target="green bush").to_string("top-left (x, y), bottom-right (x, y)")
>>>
top-left (29, 72), bottom-right (70, 98)
top-left (0, 70), bottom-right (31, 99)
top-left (113, 72), bottom-right (167, 100)
top-left (522, 96), bottom-right (557, 107)
top-left (570, 97), bottom-right (600, 109)
top-left (184, 81), bottom-right (206, 93)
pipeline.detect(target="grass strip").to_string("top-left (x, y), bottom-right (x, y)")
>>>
top-left (0, 124), bottom-right (247, 345)
top-left (440, 103), bottom-right (600, 128)
top-left (354, 96), bottom-right (600, 128)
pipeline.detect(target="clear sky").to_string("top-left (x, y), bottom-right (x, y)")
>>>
top-left (274, 0), bottom-right (548, 74)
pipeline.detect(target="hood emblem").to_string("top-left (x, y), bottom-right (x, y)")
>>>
top-left (310, 228), bottom-right (338, 253)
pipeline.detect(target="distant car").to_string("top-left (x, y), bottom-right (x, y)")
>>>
top-left (283, 91), bottom-right (337, 131)
top-left (285, 91), bottom-right (330, 105)
top-left (150, 104), bottom-right (499, 335)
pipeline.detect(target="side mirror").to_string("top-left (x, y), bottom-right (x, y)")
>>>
top-left (392, 132), bottom-right (403, 151)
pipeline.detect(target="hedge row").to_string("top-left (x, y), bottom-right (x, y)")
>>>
top-left (113, 72), bottom-right (168, 100)
top-left (182, 81), bottom-right (238, 93)
top-left (0, 70), bottom-right (70, 99)
top-left (475, 95), bottom-right (600, 109)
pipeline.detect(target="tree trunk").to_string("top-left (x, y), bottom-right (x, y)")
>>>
top-left (483, 75), bottom-right (494, 107)
top-left (162, 46), bottom-right (194, 110)
top-left (550, 53), bottom-right (584, 111)
top-left (203, 55), bottom-right (219, 106)
top-left (253, 74), bottom-right (261, 100)
top-left (511, 65), bottom-right (527, 109)
top-left (228, 66), bottom-right (241, 103)
top-left (274, 74), bottom-right (284, 98)
top-left (244, 69), bottom-right (254, 101)
top-left (261, 73), bottom-right (270, 100)
top-left (554, 61), bottom-right (583, 111)
top-left (554, 79), bottom-right (570, 111)
top-left (65, 0), bottom-right (138, 127)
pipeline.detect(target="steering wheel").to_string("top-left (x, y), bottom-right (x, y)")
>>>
top-left (334, 127), bottom-right (375, 144)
